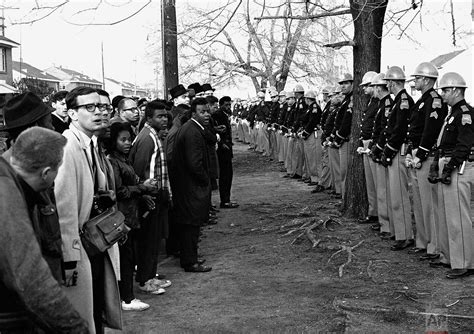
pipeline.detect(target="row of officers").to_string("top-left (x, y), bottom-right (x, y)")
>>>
top-left (233, 62), bottom-right (473, 279)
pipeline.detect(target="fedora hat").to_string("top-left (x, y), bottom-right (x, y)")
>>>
top-left (169, 84), bottom-right (188, 99)
top-left (188, 82), bottom-right (203, 94)
top-left (201, 83), bottom-right (215, 92)
top-left (1, 92), bottom-right (52, 131)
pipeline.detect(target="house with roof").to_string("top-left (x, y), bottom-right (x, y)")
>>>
top-left (44, 65), bottom-right (102, 91)
top-left (12, 60), bottom-right (61, 93)
top-left (0, 17), bottom-right (19, 97)
top-left (121, 81), bottom-right (148, 98)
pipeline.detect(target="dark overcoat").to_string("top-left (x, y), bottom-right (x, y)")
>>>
top-left (172, 119), bottom-right (211, 226)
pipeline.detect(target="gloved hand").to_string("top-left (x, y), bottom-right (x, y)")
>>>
top-left (404, 154), bottom-right (413, 168)
top-left (412, 156), bottom-right (422, 169)
top-left (439, 164), bottom-right (454, 185)
top-left (62, 261), bottom-right (78, 287)
top-left (427, 161), bottom-right (439, 184)
top-left (356, 147), bottom-right (364, 155)
top-left (371, 145), bottom-right (383, 163)
top-left (382, 145), bottom-right (397, 166)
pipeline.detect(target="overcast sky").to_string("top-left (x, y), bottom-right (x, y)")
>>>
top-left (3, 0), bottom-right (473, 97)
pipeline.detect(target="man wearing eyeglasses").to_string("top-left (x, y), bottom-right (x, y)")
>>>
top-left (54, 87), bottom-right (122, 333)
top-left (111, 98), bottom-right (140, 139)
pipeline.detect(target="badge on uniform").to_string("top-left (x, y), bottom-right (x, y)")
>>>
top-left (448, 117), bottom-right (454, 124)
top-left (461, 114), bottom-right (472, 125)
top-left (432, 98), bottom-right (441, 108)
top-left (429, 111), bottom-right (438, 119)
top-left (385, 108), bottom-right (390, 117)
top-left (72, 239), bottom-right (81, 250)
top-left (400, 99), bottom-right (409, 110)
top-left (312, 106), bottom-right (317, 114)
top-left (419, 102), bottom-right (424, 109)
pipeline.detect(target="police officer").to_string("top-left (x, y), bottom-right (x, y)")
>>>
top-left (381, 66), bottom-right (415, 251)
top-left (405, 62), bottom-right (448, 260)
top-left (357, 71), bottom-right (379, 224)
top-left (276, 91), bottom-right (288, 164)
top-left (291, 84), bottom-right (307, 180)
top-left (283, 91), bottom-right (298, 178)
top-left (369, 73), bottom-right (394, 238)
top-left (267, 89), bottom-right (280, 161)
top-left (323, 86), bottom-right (343, 198)
top-left (430, 72), bottom-right (474, 279)
top-left (332, 73), bottom-right (354, 196)
top-left (300, 90), bottom-right (323, 189)
top-left (317, 86), bottom-right (334, 193)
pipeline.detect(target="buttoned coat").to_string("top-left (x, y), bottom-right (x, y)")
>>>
top-left (54, 124), bottom-right (121, 333)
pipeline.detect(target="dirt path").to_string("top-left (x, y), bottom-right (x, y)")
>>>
top-left (114, 142), bottom-right (474, 334)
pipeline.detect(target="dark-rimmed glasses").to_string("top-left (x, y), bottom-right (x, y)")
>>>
top-left (73, 103), bottom-right (111, 112)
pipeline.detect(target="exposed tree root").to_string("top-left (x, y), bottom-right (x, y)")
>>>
top-left (328, 240), bottom-right (364, 277)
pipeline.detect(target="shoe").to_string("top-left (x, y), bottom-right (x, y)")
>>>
top-left (311, 185), bottom-right (325, 193)
top-left (390, 239), bottom-right (414, 251)
top-left (138, 281), bottom-right (166, 295)
top-left (332, 194), bottom-right (342, 199)
top-left (197, 258), bottom-right (206, 265)
top-left (210, 207), bottom-right (219, 213)
top-left (419, 253), bottom-right (440, 261)
top-left (358, 216), bottom-right (378, 224)
top-left (327, 190), bottom-right (337, 195)
top-left (379, 232), bottom-right (392, 239)
top-left (307, 181), bottom-right (319, 186)
top-left (282, 174), bottom-right (291, 178)
top-left (220, 202), bottom-right (239, 209)
top-left (207, 219), bottom-right (218, 225)
top-left (370, 223), bottom-right (381, 231)
top-left (291, 174), bottom-right (302, 179)
top-left (184, 264), bottom-right (212, 273)
top-left (429, 261), bottom-right (450, 268)
top-left (407, 247), bottom-right (426, 254)
top-left (150, 277), bottom-right (172, 289)
top-left (122, 299), bottom-right (150, 311)
top-left (446, 269), bottom-right (474, 279)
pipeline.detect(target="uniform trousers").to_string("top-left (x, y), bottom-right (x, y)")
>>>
top-left (242, 120), bottom-right (250, 144)
top-left (338, 141), bottom-right (350, 196)
top-left (292, 138), bottom-right (304, 177)
top-left (388, 153), bottom-right (413, 241)
top-left (303, 132), bottom-right (322, 183)
top-left (441, 159), bottom-right (474, 269)
top-left (237, 120), bottom-right (245, 142)
top-left (435, 158), bottom-right (451, 264)
top-left (320, 145), bottom-right (332, 189)
top-left (410, 156), bottom-right (437, 252)
top-left (328, 147), bottom-right (341, 194)
top-left (269, 129), bottom-right (278, 160)
top-left (375, 163), bottom-right (392, 234)
top-left (250, 126), bottom-right (258, 148)
top-left (263, 126), bottom-right (270, 156)
top-left (282, 135), bottom-right (289, 168)
top-left (363, 153), bottom-right (378, 217)
top-left (285, 137), bottom-right (295, 174)
top-left (276, 132), bottom-right (284, 162)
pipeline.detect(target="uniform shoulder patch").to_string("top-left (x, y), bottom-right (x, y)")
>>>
top-left (429, 111), bottom-right (438, 119)
top-left (432, 98), bottom-right (442, 109)
top-left (461, 105), bottom-right (469, 112)
top-left (401, 92), bottom-right (408, 99)
top-left (385, 99), bottom-right (391, 107)
top-left (312, 106), bottom-right (318, 113)
top-left (430, 90), bottom-right (438, 98)
top-left (400, 99), bottom-right (409, 110)
top-left (461, 114), bottom-right (472, 125)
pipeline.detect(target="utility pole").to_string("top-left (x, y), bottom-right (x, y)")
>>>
top-left (161, 0), bottom-right (178, 99)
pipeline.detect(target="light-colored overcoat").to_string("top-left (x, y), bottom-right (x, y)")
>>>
top-left (54, 124), bottom-right (121, 333)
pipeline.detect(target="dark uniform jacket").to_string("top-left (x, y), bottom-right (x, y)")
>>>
top-left (302, 102), bottom-right (323, 139)
top-left (255, 101), bottom-right (268, 122)
top-left (322, 101), bottom-right (341, 143)
top-left (268, 102), bottom-right (280, 125)
top-left (384, 89), bottom-right (414, 152)
top-left (276, 102), bottom-right (288, 130)
top-left (373, 94), bottom-right (394, 148)
top-left (360, 97), bottom-right (380, 142)
top-left (406, 88), bottom-right (448, 161)
top-left (293, 97), bottom-right (308, 132)
top-left (334, 92), bottom-right (353, 144)
top-left (284, 103), bottom-right (297, 134)
top-left (172, 120), bottom-right (211, 226)
top-left (437, 100), bottom-right (474, 169)
top-left (212, 107), bottom-right (233, 159)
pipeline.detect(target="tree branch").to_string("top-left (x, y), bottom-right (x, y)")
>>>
top-left (254, 9), bottom-right (351, 21)
top-left (323, 40), bottom-right (355, 49)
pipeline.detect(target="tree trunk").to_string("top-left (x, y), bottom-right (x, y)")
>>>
top-left (342, 0), bottom-right (387, 218)
top-left (161, 0), bottom-right (179, 99)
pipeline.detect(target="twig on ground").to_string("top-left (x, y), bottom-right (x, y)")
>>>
top-left (445, 295), bottom-right (474, 308)
top-left (328, 240), bottom-right (364, 277)
top-left (305, 229), bottom-right (321, 248)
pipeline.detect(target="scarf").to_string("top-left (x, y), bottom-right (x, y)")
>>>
top-left (144, 123), bottom-right (171, 200)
